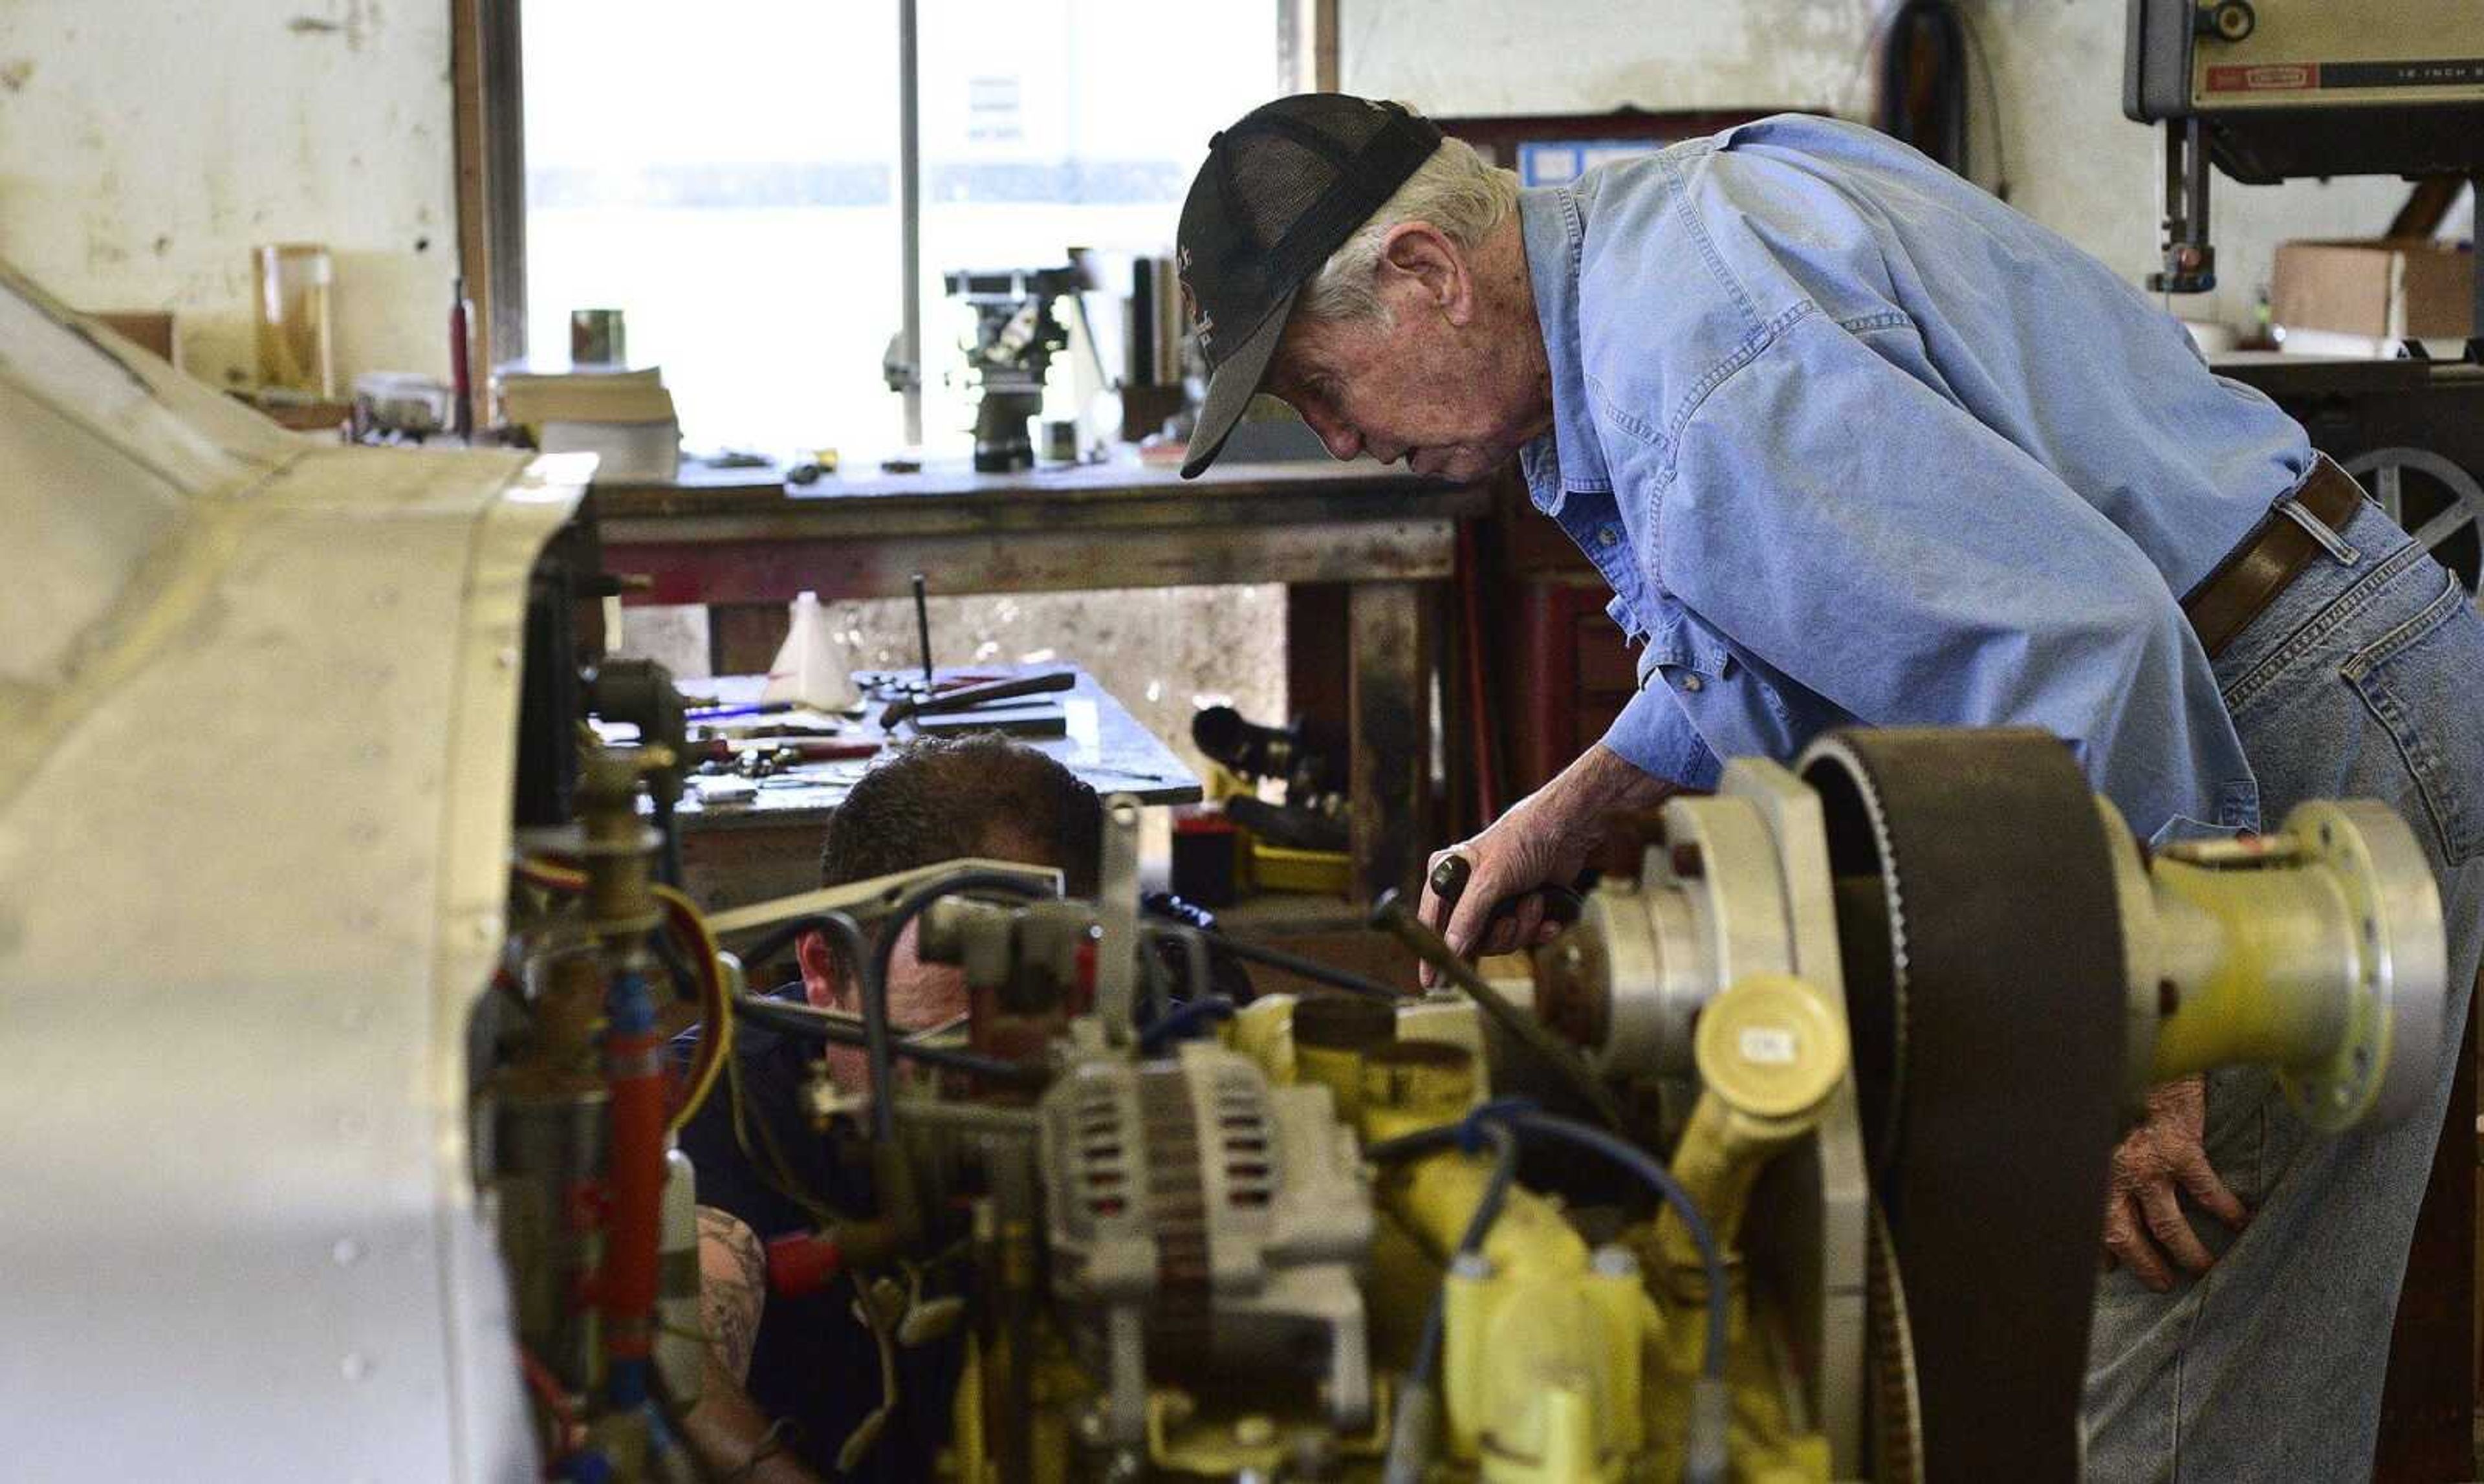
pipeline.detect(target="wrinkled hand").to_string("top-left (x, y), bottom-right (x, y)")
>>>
top-left (2102, 1075), bottom-right (2249, 1291)
top-left (1416, 798), bottom-right (1589, 988)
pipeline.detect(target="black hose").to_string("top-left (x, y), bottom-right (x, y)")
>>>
top-left (1154, 924), bottom-right (1215, 1005)
top-left (1201, 933), bottom-right (1404, 1001)
top-left (778, 912), bottom-right (889, 1138)
top-left (651, 792), bottom-right (685, 889)
top-left (1138, 935), bottom-right (1172, 1026)
top-left (730, 996), bottom-right (1049, 1088)
top-left (865, 872), bottom-right (1056, 1136)
top-left (796, 913), bottom-right (873, 1002)
top-left (1137, 994), bottom-right (1237, 1054)
top-left (1368, 1104), bottom-right (1728, 1382)
top-left (735, 914), bottom-right (870, 979)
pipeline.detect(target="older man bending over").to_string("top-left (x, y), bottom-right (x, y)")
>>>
top-left (1171, 93), bottom-right (2484, 1481)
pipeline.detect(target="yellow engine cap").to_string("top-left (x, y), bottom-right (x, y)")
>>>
top-left (1692, 974), bottom-right (1846, 1119)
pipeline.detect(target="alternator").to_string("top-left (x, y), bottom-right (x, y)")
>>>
top-left (1038, 1040), bottom-right (1374, 1445)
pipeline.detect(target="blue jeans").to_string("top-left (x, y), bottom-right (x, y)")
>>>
top-left (2084, 496), bottom-right (2484, 1481)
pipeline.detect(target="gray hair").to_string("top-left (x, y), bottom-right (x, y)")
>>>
top-left (1296, 127), bottom-right (1520, 327)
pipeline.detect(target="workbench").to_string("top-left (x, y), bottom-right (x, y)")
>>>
top-left (597, 455), bottom-right (1492, 902)
top-left (670, 665), bottom-right (1199, 910)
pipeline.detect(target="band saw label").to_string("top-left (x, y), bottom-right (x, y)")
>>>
top-left (2205, 58), bottom-right (2484, 93)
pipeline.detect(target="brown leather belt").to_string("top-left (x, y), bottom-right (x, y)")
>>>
top-left (2181, 454), bottom-right (2367, 660)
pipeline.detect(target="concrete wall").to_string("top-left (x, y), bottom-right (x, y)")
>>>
top-left (0, 0), bottom-right (457, 389)
top-left (1341, 0), bottom-right (2434, 334)
top-left (1, 3), bottom-right (2458, 384)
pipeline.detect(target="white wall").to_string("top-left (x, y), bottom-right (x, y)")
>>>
top-left (1342, 0), bottom-right (2430, 334)
top-left (3, 2), bottom-right (2452, 384)
top-left (0, 0), bottom-right (457, 389)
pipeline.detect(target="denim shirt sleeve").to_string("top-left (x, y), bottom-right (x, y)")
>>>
top-left (1599, 684), bottom-right (1725, 790)
top-left (1651, 309), bottom-right (2258, 842)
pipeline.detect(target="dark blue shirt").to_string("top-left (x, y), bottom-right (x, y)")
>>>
top-left (673, 1010), bottom-right (961, 1481)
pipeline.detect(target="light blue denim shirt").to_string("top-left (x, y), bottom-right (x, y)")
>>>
top-left (1518, 114), bottom-right (2312, 841)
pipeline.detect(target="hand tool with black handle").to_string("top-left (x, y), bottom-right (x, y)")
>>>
top-left (1425, 852), bottom-right (1586, 941)
top-left (878, 670), bottom-right (1075, 729)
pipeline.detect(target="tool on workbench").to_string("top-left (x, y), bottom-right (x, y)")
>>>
top-left (693, 736), bottom-right (881, 769)
top-left (717, 719), bottom-right (850, 743)
top-left (914, 703), bottom-right (1068, 739)
top-left (1192, 706), bottom-right (1348, 797)
top-left (785, 448), bottom-right (840, 485)
top-left (686, 700), bottom-right (796, 723)
top-left (911, 573), bottom-right (934, 690)
top-left (879, 670), bottom-right (1075, 730)
top-left (1191, 705), bottom-right (1350, 851)
top-left (944, 263), bottom-right (1083, 472)
top-left (761, 589), bottom-right (856, 713)
top-left (1192, 762), bottom-right (1351, 897)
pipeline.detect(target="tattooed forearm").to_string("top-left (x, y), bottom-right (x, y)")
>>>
top-left (697, 1206), bottom-right (767, 1384)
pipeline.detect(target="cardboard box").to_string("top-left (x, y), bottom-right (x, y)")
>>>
top-left (2272, 239), bottom-right (2473, 356)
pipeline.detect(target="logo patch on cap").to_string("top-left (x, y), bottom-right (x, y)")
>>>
top-left (1177, 274), bottom-right (1213, 355)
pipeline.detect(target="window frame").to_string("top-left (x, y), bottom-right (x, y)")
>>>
top-left (457, 0), bottom-right (1325, 448)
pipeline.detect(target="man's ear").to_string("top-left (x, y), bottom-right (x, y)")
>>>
top-left (1375, 221), bottom-right (1470, 324)
top-left (795, 928), bottom-right (845, 1010)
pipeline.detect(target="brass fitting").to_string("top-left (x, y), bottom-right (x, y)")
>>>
top-left (572, 743), bottom-right (669, 952)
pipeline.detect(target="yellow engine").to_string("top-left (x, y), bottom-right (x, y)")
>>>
top-left (934, 729), bottom-right (2444, 1484)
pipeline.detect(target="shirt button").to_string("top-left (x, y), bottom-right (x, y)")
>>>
top-left (1680, 675), bottom-right (1704, 693)
top-left (1597, 525), bottom-right (1620, 547)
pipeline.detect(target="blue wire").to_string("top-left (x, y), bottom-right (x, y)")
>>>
top-left (1364, 1100), bottom-right (1730, 1380)
top-left (1496, 1107), bottom-right (1728, 1380)
top-left (1404, 1119), bottom-right (1520, 1396)
top-left (1137, 993), bottom-right (1236, 1053)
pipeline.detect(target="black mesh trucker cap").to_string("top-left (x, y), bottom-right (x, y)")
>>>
top-left (1174, 94), bottom-right (1444, 479)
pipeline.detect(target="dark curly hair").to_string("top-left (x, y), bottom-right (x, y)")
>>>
top-left (816, 734), bottom-right (1102, 896)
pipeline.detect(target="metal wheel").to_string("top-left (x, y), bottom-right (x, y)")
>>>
top-left (2344, 446), bottom-right (2484, 596)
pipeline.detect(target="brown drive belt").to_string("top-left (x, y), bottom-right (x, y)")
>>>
top-left (1800, 728), bottom-right (2130, 1484)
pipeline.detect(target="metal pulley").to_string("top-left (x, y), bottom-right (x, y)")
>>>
top-left (1527, 724), bottom-right (2452, 1483)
